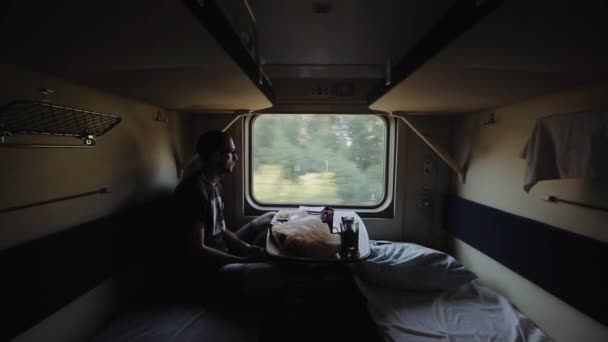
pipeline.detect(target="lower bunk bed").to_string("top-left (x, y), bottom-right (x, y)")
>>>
top-left (92, 241), bottom-right (549, 342)
top-left (91, 262), bottom-right (381, 342)
top-left (351, 242), bottom-right (550, 342)
top-left (91, 302), bottom-right (262, 342)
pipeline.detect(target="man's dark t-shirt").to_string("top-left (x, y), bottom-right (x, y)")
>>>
top-left (173, 172), bottom-right (228, 252)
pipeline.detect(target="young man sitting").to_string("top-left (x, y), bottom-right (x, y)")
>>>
top-left (173, 130), bottom-right (277, 296)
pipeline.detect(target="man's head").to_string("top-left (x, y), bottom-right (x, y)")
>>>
top-left (196, 130), bottom-right (238, 175)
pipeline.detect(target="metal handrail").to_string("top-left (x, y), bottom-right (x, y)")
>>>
top-left (0, 188), bottom-right (109, 213)
top-left (539, 194), bottom-right (608, 212)
top-left (383, 111), bottom-right (466, 183)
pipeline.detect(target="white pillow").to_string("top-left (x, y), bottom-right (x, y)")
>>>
top-left (352, 242), bottom-right (477, 291)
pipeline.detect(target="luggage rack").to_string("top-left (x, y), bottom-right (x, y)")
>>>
top-left (0, 89), bottom-right (121, 148)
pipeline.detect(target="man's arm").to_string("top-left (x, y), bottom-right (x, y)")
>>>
top-left (185, 220), bottom-right (248, 265)
top-left (224, 212), bottom-right (276, 257)
top-left (223, 229), bottom-right (265, 259)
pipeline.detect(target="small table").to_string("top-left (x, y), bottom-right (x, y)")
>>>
top-left (266, 209), bottom-right (370, 262)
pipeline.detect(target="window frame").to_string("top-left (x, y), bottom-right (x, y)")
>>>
top-left (244, 113), bottom-right (396, 217)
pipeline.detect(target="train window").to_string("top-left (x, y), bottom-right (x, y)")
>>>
top-left (247, 114), bottom-right (390, 208)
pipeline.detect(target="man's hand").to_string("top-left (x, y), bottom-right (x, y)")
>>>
top-left (246, 245), bottom-right (268, 261)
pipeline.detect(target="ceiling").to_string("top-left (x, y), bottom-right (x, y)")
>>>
top-left (1, 0), bottom-right (607, 113)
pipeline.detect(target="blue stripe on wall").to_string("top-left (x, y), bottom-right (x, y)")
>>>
top-left (0, 199), bottom-right (170, 341)
top-left (445, 195), bottom-right (608, 325)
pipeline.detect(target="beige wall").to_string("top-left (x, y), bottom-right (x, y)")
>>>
top-left (451, 83), bottom-right (608, 341)
top-left (0, 62), bottom-right (186, 341)
top-left (0, 62), bottom-right (183, 249)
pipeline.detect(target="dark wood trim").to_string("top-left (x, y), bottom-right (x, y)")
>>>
top-left (367, 0), bottom-right (503, 105)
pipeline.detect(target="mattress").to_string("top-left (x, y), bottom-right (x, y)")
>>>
top-left (91, 302), bottom-right (261, 342)
top-left (355, 277), bottom-right (550, 342)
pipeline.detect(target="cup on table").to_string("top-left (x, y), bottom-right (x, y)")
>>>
top-left (321, 207), bottom-right (334, 232)
top-left (340, 216), bottom-right (360, 258)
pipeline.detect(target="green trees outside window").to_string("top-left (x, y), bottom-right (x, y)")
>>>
top-left (252, 114), bottom-right (387, 206)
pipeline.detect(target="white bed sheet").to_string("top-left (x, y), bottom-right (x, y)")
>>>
top-left (91, 303), bottom-right (261, 342)
top-left (355, 277), bottom-right (551, 342)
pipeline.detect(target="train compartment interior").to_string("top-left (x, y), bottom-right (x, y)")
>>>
top-left (1, 1), bottom-right (607, 341)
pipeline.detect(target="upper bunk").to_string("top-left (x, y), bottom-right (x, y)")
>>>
top-left (1, 0), bottom-right (606, 115)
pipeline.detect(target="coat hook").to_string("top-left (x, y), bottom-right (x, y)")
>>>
top-left (482, 112), bottom-right (496, 125)
top-left (385, 58), bottom-right (392, 86)
top-left (155, 111), bottom-right (169, 124)
top-left (39, 88), bottom-right (54, 102)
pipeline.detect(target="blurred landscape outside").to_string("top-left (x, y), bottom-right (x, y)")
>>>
top-left (252, 114), bottom-right (387, 206)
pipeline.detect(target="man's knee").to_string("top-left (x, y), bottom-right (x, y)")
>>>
top-left (252, 211), bottom-right (276, 230)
